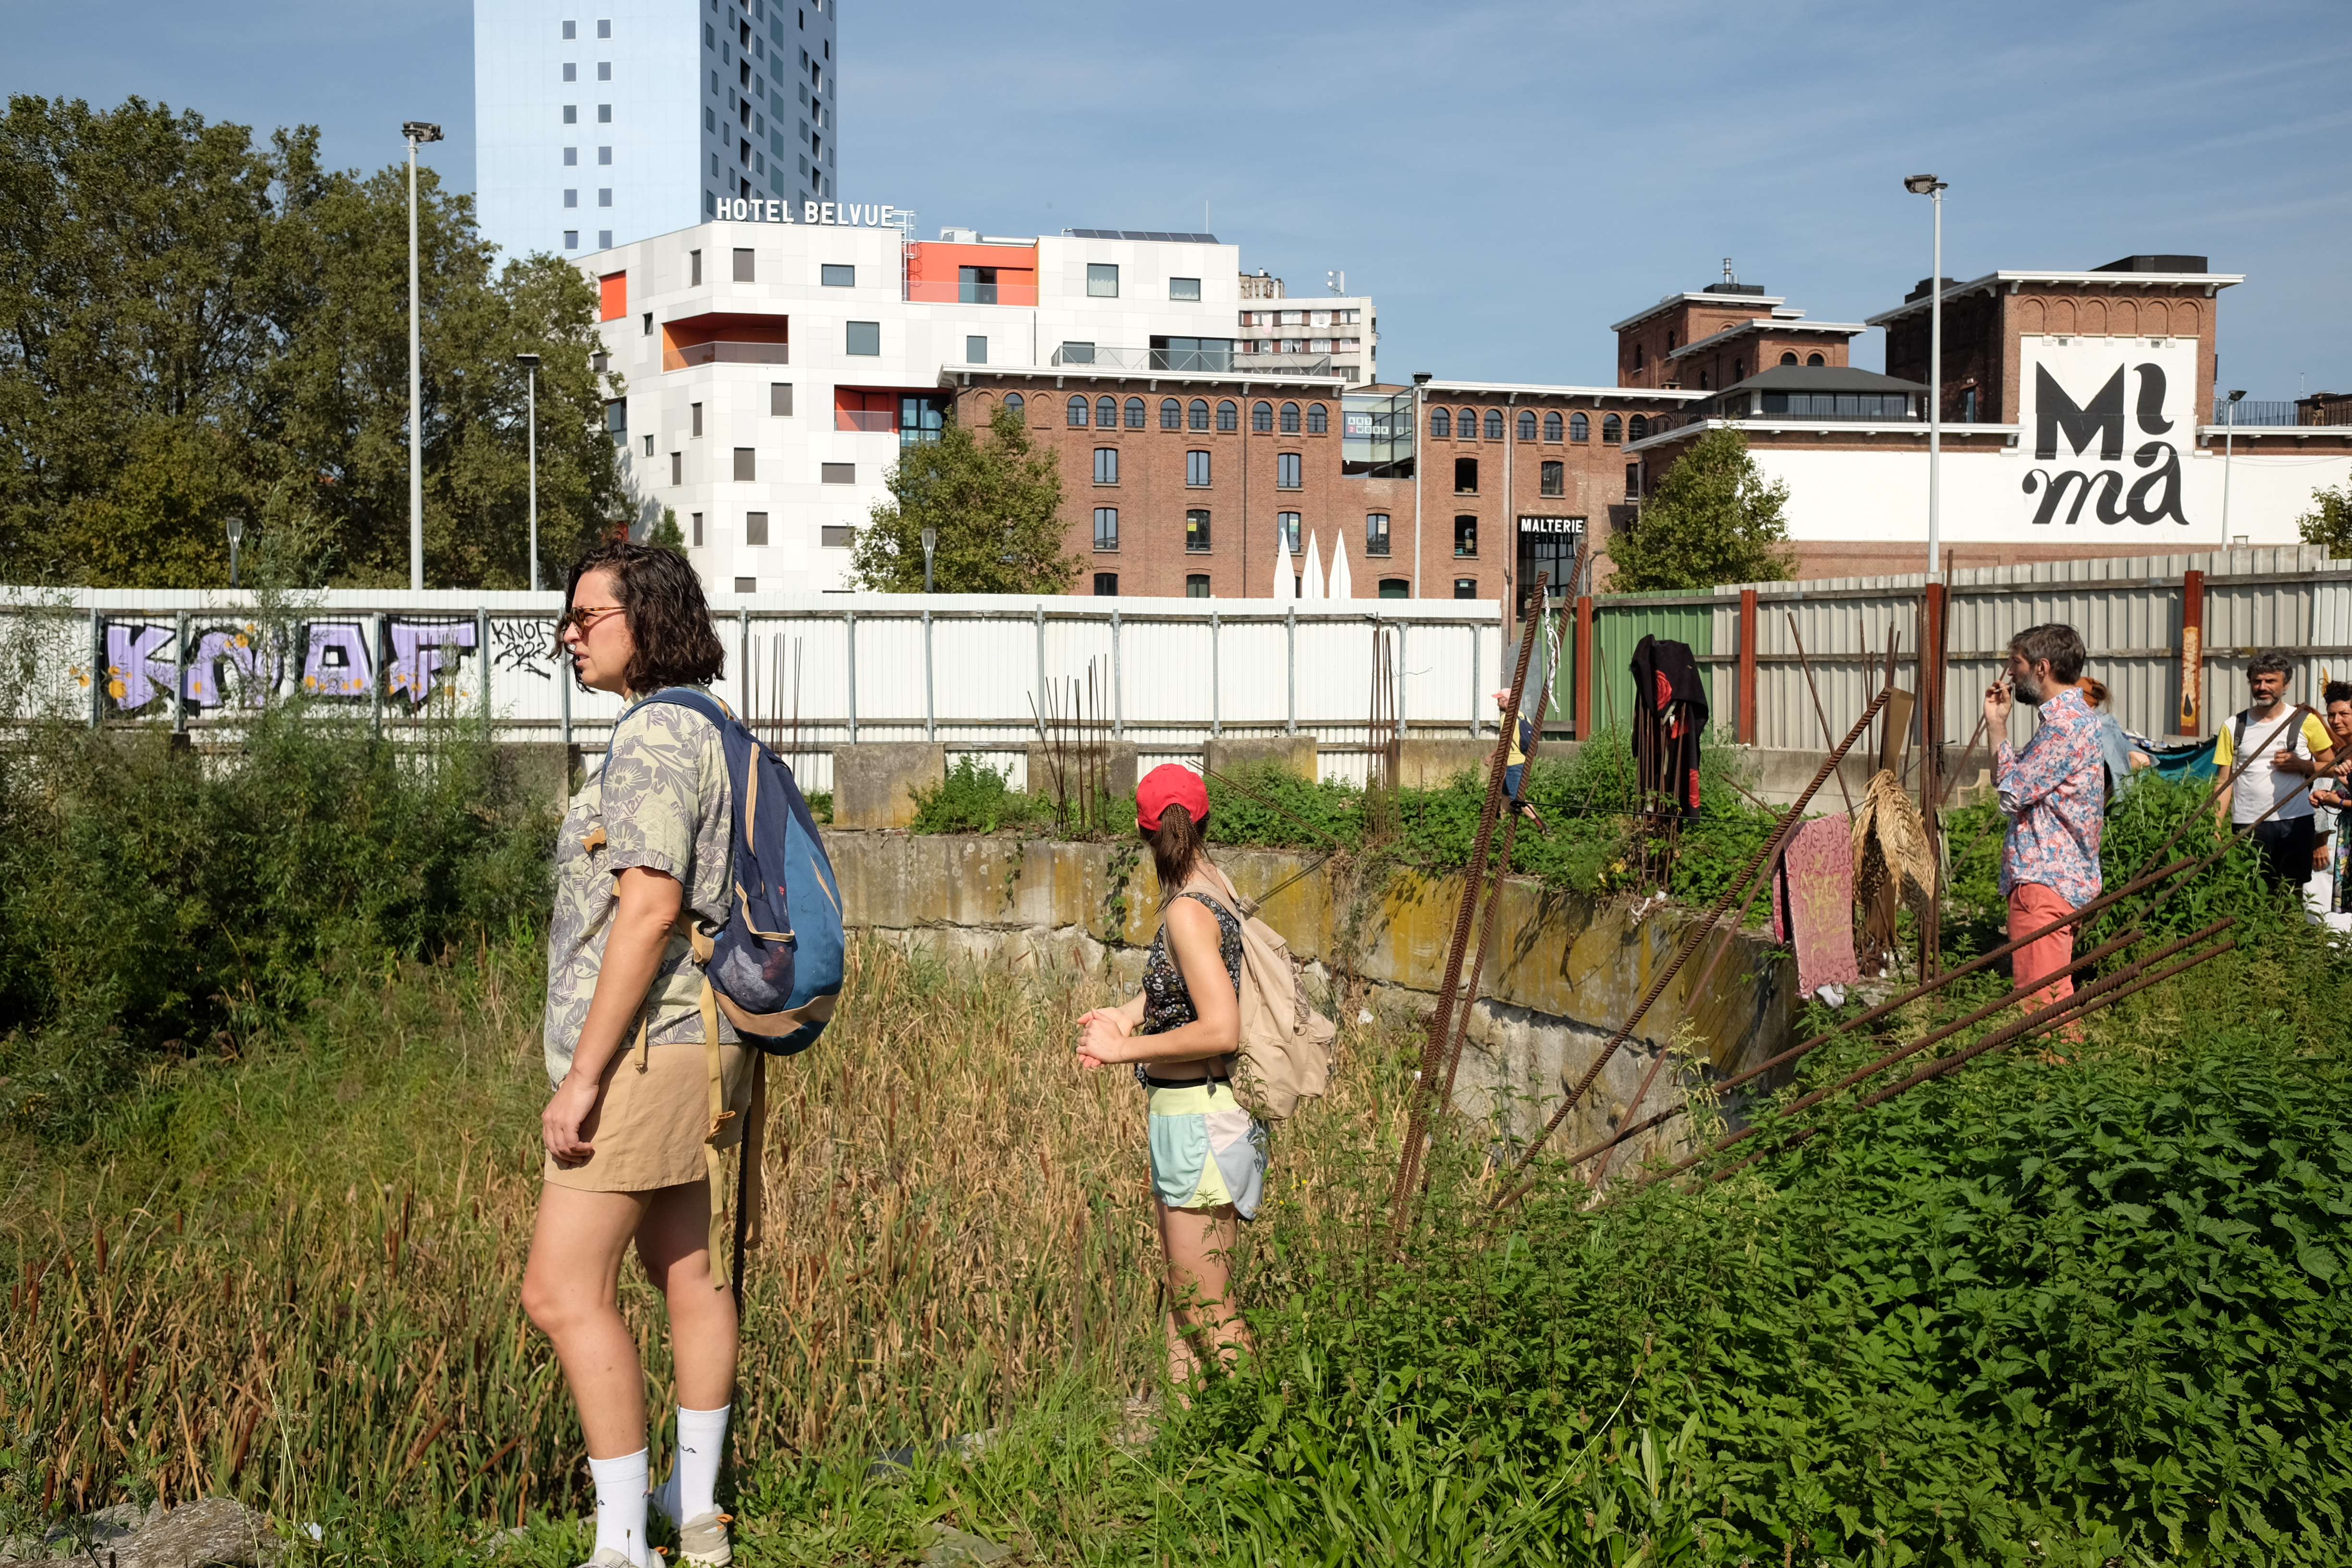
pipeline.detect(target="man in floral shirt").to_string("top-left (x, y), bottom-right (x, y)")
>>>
top-left (1986, 623), bottom-right (2105, 1022)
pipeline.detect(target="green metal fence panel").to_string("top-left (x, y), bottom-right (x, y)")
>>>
top-left (1591, 592), bottom-right (1716, 739)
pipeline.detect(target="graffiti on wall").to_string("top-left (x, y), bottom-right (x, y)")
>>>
top-left (101, 617), bottom-right (526, 716)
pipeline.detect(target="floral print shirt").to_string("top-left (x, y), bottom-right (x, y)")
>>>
top-left (542, 698), bottom-right (736, 1087)
top-left (1996, 683), bottom-right (2105, 908)
top-left (1135, 890), bottom-right (1244, 1083)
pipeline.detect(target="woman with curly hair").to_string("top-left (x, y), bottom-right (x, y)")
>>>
top-left (521, 541), bottom-right (744, 1568)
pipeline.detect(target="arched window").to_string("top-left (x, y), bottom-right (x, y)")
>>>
top-left (1732, 359), bottom-right (1744, 382)
top-left (1160, 397), bottom-right (1181, 429)
top-left (1633, 343), bottom-right (1645, 369)
top-left (1779, 352), bottom-right (1799, 366)
top-left (1602, 414), bottom-right (1623, 443)
top-left (1188, 398), bottom-right (1210, 430)
top-left (1280, 401), bottom-right (1301, 433)
top-left (1629, 415), bottom-right (1649, 441)
top-left (1484, 408), bottom-right (1504, 440)
top-left (1124, 396), bottom-right (1145, 429)
top-left (1251, 400), bottom-right (1273, 432)
top-left (1544, 411), bottom-right (1563, 442)
top-left (1450, 406), bottom-right (1471, 437)
top-left (1004, 392), bottom-right (1025, 418)
top-left (1806, 352), bottom-right (1825, 367)
top-left (1306, 403), bottom-right (1328, 433)
top-left (1430, 406), bottom-right (1452, 439)
top-left (1569, 412), bottom-right (1589, 441)
top-left (1216, 400), bottom-right (1238, 431)
top-left (1067, 395), bottom-right (1089, 427)
top-left (1096, 395), bottom-right (1118, 429)
top-left (1517, 410), bottom-right (1537, 441)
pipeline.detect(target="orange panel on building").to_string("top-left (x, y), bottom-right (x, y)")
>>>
top-left (660, 311), bottom-right (790, 371)
top-left (599, 272), bottom-right (627, 321)
top-left (905, 242), bottom-right (1038, 306)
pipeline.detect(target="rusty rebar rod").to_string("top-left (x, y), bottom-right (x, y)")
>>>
top-left (1486, 682), bottom-right (1893, 1207)
top-left (1388, 572), bottom-right (1546, 1232)
top-left (1788, 614), bottom-right (1856, 820)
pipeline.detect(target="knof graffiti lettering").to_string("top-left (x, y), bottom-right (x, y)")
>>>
top-left (490, 617), bottom-right (556, 680)
top-left (302, 624), bottom-right (372, 698)
top-left (388, 621), bottom-right (478, 707)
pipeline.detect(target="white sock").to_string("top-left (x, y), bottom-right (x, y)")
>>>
top-left (665, 1404), bottom-right (731, 1522)
top-left (587, 1448), bottom-right (649, 1566)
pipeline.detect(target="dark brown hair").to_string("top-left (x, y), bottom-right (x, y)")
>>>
top-left (2007, 623), bottom-right (2086, 685)
top-left (565, 540), bottom-right (726, 694)
top-left (2247, 649), bottom-right (2293, 680)
top-left (1145, 803), bottom-right (1209, 902)
top-left (2324, 680), bottom-right (2352, 707)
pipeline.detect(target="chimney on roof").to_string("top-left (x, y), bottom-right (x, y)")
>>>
top-left (2094, 254), bottom-right (2209, 274)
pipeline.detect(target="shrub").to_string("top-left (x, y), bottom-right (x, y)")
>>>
top-left (907, 754), bottom-right (1055, 835)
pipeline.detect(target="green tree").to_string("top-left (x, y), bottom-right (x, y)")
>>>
top-left (649, 505), bottom-right (686, 554)
top-left (1603, 426), bottom-right (1796, 592)
top-left (0, 94), bottom-right (619, 588)
top-left (847, 403), bottom-right (1077, 593)
top-left (2297, 482), bottom-right (2352, 559)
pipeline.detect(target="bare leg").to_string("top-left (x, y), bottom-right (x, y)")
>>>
top-left (1156, 1198), bottom-right (1251, 1384)
top-left (636, 1179), bottom-right (740, 1410)
top-left (523, 1184), bottom-right (654, 1458)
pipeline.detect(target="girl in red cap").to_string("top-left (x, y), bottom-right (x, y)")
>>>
top-left (1076, 764), bottom-right (1264, 1385)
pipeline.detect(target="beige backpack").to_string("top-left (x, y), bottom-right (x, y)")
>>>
top-left (1192, 863), bottom-right (1337, 1122)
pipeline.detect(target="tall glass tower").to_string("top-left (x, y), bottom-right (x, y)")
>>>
top-left (475, 0), bottom-right (841, 263)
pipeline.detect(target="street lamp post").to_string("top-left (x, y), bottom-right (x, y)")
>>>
top-left (226, 516), bottom-right (245, 589)
top-left (403, 120), bottom-right (444, 591)
top-left (1903, 174), bottom-right (1948, 582)
top-left (921, 526), bottom-right (938, 593)
top-left (2221, 389), bottom-right (2246, 549)
top-left (514, 354), bottom-right (542, 590)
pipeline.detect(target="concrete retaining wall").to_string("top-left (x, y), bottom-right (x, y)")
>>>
top-left (820, 830), bottom-right (1794, 1166)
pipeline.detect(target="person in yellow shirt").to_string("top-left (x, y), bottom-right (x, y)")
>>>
top-left (2211, 652), bottom-right (2334, 892)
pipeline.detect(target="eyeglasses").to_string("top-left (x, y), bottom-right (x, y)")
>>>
top-left (558, 604), bottom-right (625, 636)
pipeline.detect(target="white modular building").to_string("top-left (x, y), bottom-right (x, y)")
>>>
top-left (583, 215), bottom-right (1250, 593)
top-left (474, 0), bottom-right (841, 265)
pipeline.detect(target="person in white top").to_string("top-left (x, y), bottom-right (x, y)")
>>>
top-left (2211, 651), bottom-right (2335, 894)
top-left (2304, 681), bottom-right (2352, 923)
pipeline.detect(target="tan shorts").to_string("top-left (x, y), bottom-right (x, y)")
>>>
top-left (543, 1037), bottom-right (756, 1193)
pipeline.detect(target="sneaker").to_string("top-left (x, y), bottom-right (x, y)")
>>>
top-left (651, 1472), bottom-right (732, 1566)
top-left (572, 1552), bottom-right (638, 1568)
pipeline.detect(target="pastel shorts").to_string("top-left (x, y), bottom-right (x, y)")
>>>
top-left (1147, 1080), bottom-right (1268, 1221)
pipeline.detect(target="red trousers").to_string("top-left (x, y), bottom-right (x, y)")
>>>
top-left (2007, 882), bottom-right (2079, 1016)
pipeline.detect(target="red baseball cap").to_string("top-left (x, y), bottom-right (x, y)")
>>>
top-left (1136, 764), bottom-right (1209, 832)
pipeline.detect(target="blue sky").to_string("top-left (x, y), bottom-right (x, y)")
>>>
top-left (10, 0), bottom-right (2349, 399)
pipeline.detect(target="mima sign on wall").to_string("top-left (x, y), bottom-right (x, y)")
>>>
top-left (2018, 336), bottom-right (2197, 529)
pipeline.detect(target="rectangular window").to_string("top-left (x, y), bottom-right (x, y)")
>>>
top-left (604, 399), bottom-right (627, 445)
top-left (1186, 450), bottom-right (1211, 487)
top-left (1455, 457), bottom-right (1478, 494)
top-left (1379, 578), bottom-right (1409, 599)
top-left (690, 248), bottom-right (703, 285)
top-left (1186, 509), bottom-right (1212, 551)
top-left (821, 263), bottom-right (854, 286)
top-left (1093, 447), bottom-right (1118, 485)
top-left (564, 105), bottom-right (578, 123)
top-left (1093, 572), bottom-right (1119, 596)
top-left (1093, 507), bottom-right (1118, 550)
top-left (1186, 574), bottom-right (1211, 598)
top-left (957, 265), bottom-right (997, 304)
top-left (732, 247), bottom-right (755, 282)
top-left (691, 511), bottom-right (704, 547)
top-left (564, 229), bottom-right (579, 248)
top-left (845, 320), bottom-right (879, 355)
top-left (598, 229), bottom-right (611, 248)
top-left (1277, 512), bottom-right (1301, 553)
top-left (597, 18), bottom-right (611, 37)
top-left (821, 462), bottom-right (855, 483)
top-left (770, 382), bottom-right (793, 416)
top-left (564, 189), bottom-right (579, 208)
top-left (641, 310), bottom-right (652, 336)
top-left (691, 402), bottom-right (703, 437)
top-left (735, 576), bottom-right (757, 593)
top-left (821, 525), bottom-right (856, 547)
top-left (1625, 463), bottom-right (1641, 499)
top-left (564, 19), bottom-right (577, 37)
top-left (564, 146), bottom-right (578, 165)
top-left (1366, 513), bottom-right (1391, 556)
top-left (642, 433), bottom-right (653, 458)
top-left (1086, 262), bottom-right (1119, 298)
top-left (1169, 276), bottom-right (1201, 301)
top-left (597, 61), bottom-right (612, 80)
top-left (1454, 577), bottom-right (1478, 600)
top-left (734, 448), bottom-right (756, 480)
top-left (564, 62), bottom-right (578, 81)
top-left (1540, 460), bottom-right (1564, 498)
top-left (745, 510), bottom-right (768, 545)
top-left (965, 335), bottom-right (987, 365)
top-left (597, 104), bottom-right (612, 122)
top-left (670, 451), bottom-right (682, 484)
top-left (599, 146), bottom-right (612, 165)
top-left (598, 189), bottom-right (612, 207)
top-left (1276, 452), bottom-right (1302, 490)
top-left (1454, 514), bottom-right (1478, 557)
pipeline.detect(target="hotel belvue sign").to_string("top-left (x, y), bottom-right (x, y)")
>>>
top-left (716, 197), bottom-right (906, 228)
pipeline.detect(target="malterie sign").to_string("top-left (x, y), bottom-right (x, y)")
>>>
top-left (717, 198), bottom-right (905, 228)
top-left (2020, 337), bottom-right (2196, 529)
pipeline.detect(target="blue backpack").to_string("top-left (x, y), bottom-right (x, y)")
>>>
top-left (622, 686), bottom-right (844, 1055)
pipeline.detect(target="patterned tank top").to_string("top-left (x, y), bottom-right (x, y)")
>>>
top-left (1136, 890), bottom-right (1244, 1081)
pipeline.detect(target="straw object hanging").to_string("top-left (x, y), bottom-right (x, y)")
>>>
top-left (1852, 767), bottom-right (1937, 914)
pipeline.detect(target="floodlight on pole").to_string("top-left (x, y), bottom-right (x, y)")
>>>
top-left (225, 516), bottom-right (245, 589)
top-left (403, 121), bottom-right (444, 591)
top-left (1903, 174), bottom-right (1948, 583)
top-left (2222, 389), bottom-right (2246, 549)
top-left (920, 526), bottom-right (938, 594)
top-left (515, 353), bottom-right (542, 591)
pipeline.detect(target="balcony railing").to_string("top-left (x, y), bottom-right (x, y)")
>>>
top-left (959, 282), bottom-right (997, 305)
top-left (1231, 352), bottom-right (1335, 378)
top-left (835, 409), bottom-right (894, 432)
top-left (1051, 344), bottom-right (1143, 369)
top-left (671, 340), bottom-right (789, 368)
top-left (2212, 399), bottom-right (2352, 427)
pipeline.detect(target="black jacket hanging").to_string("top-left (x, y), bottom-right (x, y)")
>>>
top-left (1629, 634), bottom-right (1708, 817)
